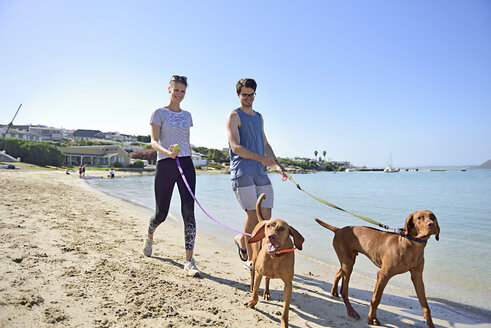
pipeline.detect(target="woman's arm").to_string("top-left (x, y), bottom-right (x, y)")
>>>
top-left (150, 123), bottom-right (180, 159)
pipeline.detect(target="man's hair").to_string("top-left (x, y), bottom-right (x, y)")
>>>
top-left (236, 78), bottom-right (257, 94)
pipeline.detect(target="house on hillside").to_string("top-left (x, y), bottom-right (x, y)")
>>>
top-left (0, 127), bottom-right (42, 141)
top-left (328, 161), bottom-right (352, 167)
top-left (192, 153), bottom-right (208, 166)
top-left (28, 126), bottom-right (64, 141)
top-left (121, 134), bottom-right (137, 142)
top-left (104, 131), bottom-right (137, 142)
top-left (5, 125), bottom-right (65, 141)
top-left (58, 145), bottom-right (131, 167)
top-left (72, 129), bottom-right (105, 140)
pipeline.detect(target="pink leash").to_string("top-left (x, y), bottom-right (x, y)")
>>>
top-left (176, 158), bottom-right (253, 237)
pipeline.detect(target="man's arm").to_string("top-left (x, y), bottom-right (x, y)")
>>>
top-left (226, 111), bottom-right (274, 166)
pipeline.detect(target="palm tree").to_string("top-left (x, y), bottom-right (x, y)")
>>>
top-left (314, 150), bottom-right (318, 161)
top-left (323, 150), bottom-right (327, 162)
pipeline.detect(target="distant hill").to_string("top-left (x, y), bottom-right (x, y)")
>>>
top-left (474, 159), bottom-right (491, 169)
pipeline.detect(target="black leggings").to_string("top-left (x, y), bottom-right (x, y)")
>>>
top-left (148, 157), bottom-right (196, 251)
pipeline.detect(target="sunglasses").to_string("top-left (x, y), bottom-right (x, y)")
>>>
top-left (240, 92), bottom-right (256, 98)
top-left (171, 75), bottom-right (187, 82)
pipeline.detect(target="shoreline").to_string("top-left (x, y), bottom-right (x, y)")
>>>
top-left (1, 169), bottom-right (490, 327)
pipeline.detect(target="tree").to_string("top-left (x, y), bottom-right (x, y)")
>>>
top-left (323, 150), bottom-right (327, 162)
top-left (2, 138), bottom-right (65, 166)
top-left (137, 135), bottom-right (151, 143)
top-left (314, 150), bottom-right (318, 161)
top-left (129, 159), bottom-right (144, 168)
top-left (192, 146), bottom-right (209, 155)
top-left (209, 148), bottom-right (227, 162)
top-left (130, 150), bottom-right (157, 164)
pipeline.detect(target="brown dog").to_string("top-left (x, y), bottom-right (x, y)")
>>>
top-left (247, 193), bottom-right (304, 328)
top-left (315, 210), bottom-right (440, 328)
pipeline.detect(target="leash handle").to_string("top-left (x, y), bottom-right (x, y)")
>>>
top-left (176, 158), bottom-right (253, 237)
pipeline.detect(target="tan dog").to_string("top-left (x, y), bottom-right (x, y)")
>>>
top-left (247, 193), bottom-right (304, 328)
top-left (315, 210), bottom-right (440, 328)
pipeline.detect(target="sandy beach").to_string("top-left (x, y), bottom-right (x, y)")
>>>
top-left (0, 169), bottom-right (489, 327)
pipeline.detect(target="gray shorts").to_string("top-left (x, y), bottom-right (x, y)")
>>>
top-left (232, 175), bottom-right (274, 211)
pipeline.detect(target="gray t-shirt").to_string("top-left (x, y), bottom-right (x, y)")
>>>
top-left (150, 107), bottom-right (193, 161)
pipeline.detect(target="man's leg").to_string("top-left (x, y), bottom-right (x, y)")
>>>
top-left (260, 206), bottom-right (272, 221)
top-left (234, 233), bottom-right (248, 261)
top-left (232, 175), bottom-right (273, 261)
top-left (243, 209), bottom-right (259, 261)
top-left (232, 176), bottom-right (256, 260)
top-left (237, 206), bottom-right (272, 260)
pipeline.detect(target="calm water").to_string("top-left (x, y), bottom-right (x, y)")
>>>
top-left (87, 169), bottom-right (491, 311)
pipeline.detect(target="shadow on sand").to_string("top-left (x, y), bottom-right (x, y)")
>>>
top-left (150, 256), bottom-right (490, 327)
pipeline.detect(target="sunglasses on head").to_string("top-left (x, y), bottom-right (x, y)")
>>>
top-left (171, 75), bottom-right (187, 82)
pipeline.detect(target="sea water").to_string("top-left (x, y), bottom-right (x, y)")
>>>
top-left (87, 169), bottom-right (491, 312)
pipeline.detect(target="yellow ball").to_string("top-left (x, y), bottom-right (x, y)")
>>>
top-left (172, 144), bottom-right (180, 152)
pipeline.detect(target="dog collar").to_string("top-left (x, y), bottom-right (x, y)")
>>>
top-left (399, 233), bottom-right (427, 244)
top-left (274, 247), bottom-right (297, 256)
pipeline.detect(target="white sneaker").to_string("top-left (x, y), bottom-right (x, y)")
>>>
top-left (184, 258), bottom-right (200, 277)
top-left (143, 237), bottom-right (153, 257)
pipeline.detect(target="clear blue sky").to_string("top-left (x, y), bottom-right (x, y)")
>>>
top-left (1, 0), bottom-right (490, 167)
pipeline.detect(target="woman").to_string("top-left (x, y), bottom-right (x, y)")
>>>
top-left (143, 75), bottom-right (200, 277)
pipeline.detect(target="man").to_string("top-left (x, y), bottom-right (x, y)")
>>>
top-left (226, 78), bottom-right (286, 269)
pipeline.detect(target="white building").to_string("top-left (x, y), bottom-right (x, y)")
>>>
top-left (192, 153), bottom-right (208, 166)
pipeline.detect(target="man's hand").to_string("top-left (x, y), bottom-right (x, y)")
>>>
top-left (259, 155), bottom-right (276, 167)
top-left (275, 161), bottom-right (288, 181)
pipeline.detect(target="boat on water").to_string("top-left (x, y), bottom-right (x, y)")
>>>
top-left (384, 165), bottom-right (400, 173)
top-left (384, 151), bottom-right (400, 173)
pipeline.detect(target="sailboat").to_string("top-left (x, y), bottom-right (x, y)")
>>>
top-left (384, 151), bottom-right (400, 173)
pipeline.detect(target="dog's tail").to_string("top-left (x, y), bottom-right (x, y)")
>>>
top-left (314, 218), bottom-right (339, 232)
top-left (256, 193), bottom-right (266, 222)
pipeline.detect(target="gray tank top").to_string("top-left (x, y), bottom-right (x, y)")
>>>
top-left (229, 108), bottom-right (266, 179)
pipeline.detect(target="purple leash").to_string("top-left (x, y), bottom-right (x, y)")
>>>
top-left (176, 158), bottom-right (253, 237)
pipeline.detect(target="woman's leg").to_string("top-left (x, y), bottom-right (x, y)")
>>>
top-left (176, 157), bottom-right (196, 261)
top-left (147, 159), bottom-right (179, 237)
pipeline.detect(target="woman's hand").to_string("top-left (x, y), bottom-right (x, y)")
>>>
top-left (167, 145), bottom-right (181, 159)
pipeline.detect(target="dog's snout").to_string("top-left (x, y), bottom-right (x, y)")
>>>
top-left (268, 233), bottom-right (276, 241)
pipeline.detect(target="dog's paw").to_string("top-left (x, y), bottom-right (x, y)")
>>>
top-left (368, 317), bottom-right (381, 325)
top-left (263, 292), bottom-right (271, 301)
top-left (247, 299), bottom-right (257, 308)
top-left (347, 309), bottom-right (361, 320)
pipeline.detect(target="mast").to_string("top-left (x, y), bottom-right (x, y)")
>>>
top-left (0, 104), bottom-right (22, 149)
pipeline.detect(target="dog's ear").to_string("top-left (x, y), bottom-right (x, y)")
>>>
top-left (289, 226), bottom-right (305, 250)
top-left (434, 215), bottom-right (440, 241)
top-left (403, 213), bottom-right (414, 236)
top-left (248, 221), bottom-right (267, 244)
